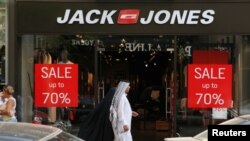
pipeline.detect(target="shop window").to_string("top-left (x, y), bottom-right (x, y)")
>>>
top-left (0, 1), bottom-right (6, 84)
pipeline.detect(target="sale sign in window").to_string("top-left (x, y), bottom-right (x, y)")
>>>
top-left (35, 64), bottom-right (78, 107)
top-left (188, 64), bottom-right (232, 108)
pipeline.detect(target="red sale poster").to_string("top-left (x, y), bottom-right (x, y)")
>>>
top-left (34, 64), bottom-right (78, 107)
top-left (188, 64), bottom-right (232, 108)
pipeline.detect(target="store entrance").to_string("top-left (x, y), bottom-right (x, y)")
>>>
top-left (96, 35), bottom-right (175, 133)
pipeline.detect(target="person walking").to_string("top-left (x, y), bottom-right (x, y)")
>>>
top-left (0, 85), bottom-right (17, 122)
top-left (78, 87), bottom-right (116, 141)
top-left (109, 81), bottom-right (138, 141)
top-left (0, 91), bottom-right (5, 121)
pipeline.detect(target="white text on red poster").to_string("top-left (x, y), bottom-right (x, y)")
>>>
top-left (35, 64), bottom-right (78, 107)
top-left (188, 64), bottom-right (232, 108)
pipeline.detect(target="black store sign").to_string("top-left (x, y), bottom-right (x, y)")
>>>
top-left (17, 1), bottom-right (250, 34)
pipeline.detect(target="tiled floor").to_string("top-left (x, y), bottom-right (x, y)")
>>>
top-left (71, 124), bottom-right (170, 141)
top-left (72, 127), bottom-right (170, 141)
top-left (132, 123), bottom-right (204, 141)
top-left (71, 119), bottom-right (204, 141)
top-left (133, 129), bottom-right (170, 141)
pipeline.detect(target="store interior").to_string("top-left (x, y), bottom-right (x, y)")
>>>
top-left (62, 34), bottom-right (235, 134)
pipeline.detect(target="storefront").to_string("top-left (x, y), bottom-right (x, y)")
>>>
top-left (10, 0), bottom-right (250, 137)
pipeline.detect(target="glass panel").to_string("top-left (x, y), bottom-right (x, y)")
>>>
top-left (175, 35), bottom-right (236, 136)
top-left (238, 35), bottom-right (250, 115)
top-left (19, 34), bottom-right (239, 138)
top-left (0, 0), bottom-right (6, 85)
top-left (19, 35), bottom-right (96, 122)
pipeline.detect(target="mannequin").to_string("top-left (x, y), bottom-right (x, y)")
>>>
top-left (45, 52), bottom-right (57, 123)
top-left (55, 47), bottom-right (73, 124)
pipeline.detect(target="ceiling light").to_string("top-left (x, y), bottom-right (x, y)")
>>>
top-left (80, 39), bottom-right (84, 44)
top-left (119, 43), bottom-right (125, 48)
top-left (121, 38), bottom-right (126, 43)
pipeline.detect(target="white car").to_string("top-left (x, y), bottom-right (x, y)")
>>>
top-left (164, 114), bottom-right (250, 141)
top-left (0, 122), bottom-right (84, 141)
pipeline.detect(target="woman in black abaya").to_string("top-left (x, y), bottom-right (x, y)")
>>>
top-left (77, 87), bottom-right (116, 141)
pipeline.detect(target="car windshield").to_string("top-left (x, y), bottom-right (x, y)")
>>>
top-left (0, 122), bottom-right (61, 140)
top-left (193, 115), bottom-right (250, 141)
top-left (0, 122), bottom-right (84, 141)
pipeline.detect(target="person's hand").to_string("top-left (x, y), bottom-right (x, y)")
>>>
top-left (123, 125), bottom-right (129, 132)
top-left (132, 111), bottom-right (139, 117)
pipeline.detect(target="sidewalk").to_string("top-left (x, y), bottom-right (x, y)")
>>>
top-left (70, 122), bottom-right (203, 141)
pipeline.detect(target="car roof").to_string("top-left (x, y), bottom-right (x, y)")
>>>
top-left (219, 114), bottom-right (250, 125)
top-left (0, 122), bottom-right (62, 141)
top-left (193, 114), bottom-right (250, 141)
top-left (164, 115), bottom-right (250, 141)
top-left (164, 137), bottom-right (199, 141)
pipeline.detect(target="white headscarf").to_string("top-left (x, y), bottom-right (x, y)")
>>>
top-left (109, 81), bottom-right (130, 133)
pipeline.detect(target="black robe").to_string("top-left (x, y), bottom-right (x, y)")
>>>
top-left (77, 87), bottom-right (116, 141)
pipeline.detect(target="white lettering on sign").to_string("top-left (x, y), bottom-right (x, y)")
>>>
top-left (41, 67), bottom-right (72, 78)
top-left (57, 9), bottom-right (215, 25)
top-left (185, 45), bottom-right (192, 56)
top-left (194, 67), bottom-right (226, 79)
top-left (57, 9), bottom-right (116, 24)
top-left (140, 9), bottom-right (215, 24)
top-left (72, 39), bottom-right (95, 46)
top-left (201, 10), bottom-right (215, 24)
top-left (125, 43), bottom-right (145, 51)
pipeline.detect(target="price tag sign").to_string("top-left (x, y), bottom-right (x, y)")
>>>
top-left (35, 64), bottom-right (78, 107)
top-left (188, 64), bottom-right (232, 108)
top-left (212, 108), bottom-right (227, 119)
